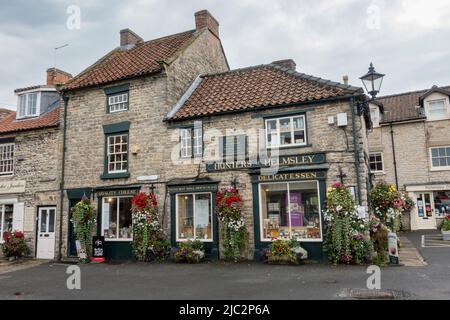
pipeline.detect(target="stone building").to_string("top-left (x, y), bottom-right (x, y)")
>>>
top-left (368, 85), bottom-right (450, 231)
top-left (164, 61), bottom-right (372, 260)
top-left (59, 10), bottom-right (229, 260)
top-left (58, 9), bottom-right (372, 261)
top-left (0, 68), bottom-right (71, 259)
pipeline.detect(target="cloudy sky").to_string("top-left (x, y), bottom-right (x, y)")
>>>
top-left (1, 0), bottom-right (449, 109)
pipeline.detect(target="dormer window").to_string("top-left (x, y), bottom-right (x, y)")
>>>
top-left (427, 99), bottom-right (448, 121)
top-left (17, 92), bottom-right (40, 119)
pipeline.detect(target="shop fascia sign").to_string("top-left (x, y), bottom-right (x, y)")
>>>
top-left (97, 189), bottom-right (140, 197)
top-left (0, 180), bottom-right (26, 194)
top-left (206, 153), bottom-right (326, 172)
top-left (257, 171), bottom-right (326, 183)
top-left (168, 184), bottom-right (219, 194)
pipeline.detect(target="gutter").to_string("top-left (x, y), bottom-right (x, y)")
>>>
top-left (351, 97), bottom-right (362, 205)
top-left (58, 95), bottom-right (69, 261)
top-left (389, 123), bottom-right (400, 190)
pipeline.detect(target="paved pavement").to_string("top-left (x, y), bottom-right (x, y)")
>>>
top-left (0, 231), bottom-right (449, 300)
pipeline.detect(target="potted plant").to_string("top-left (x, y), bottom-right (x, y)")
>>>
top-left (2, 231), bottom-right (30, 261)
top-left (172, 240), bottom-right (205, 263)
top-left (441, 216), bottom-right (450, 241)
top-left (265, 239), bottom-right (308, 265)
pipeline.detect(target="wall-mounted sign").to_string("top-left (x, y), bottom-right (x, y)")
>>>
top-left (97, 189), bottom-right (140, 198)
top-left (206, 153), bottom-right (326, 172)
top-left (0, 180), bottom-right (26, 194)
top-left (257, 171), bottom-right (326, 183)
top-left (168, 184), bottom-right (218, 194)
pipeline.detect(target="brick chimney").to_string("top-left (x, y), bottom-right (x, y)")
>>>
top-left (47, 68), bottom-right (72, 86)
top-left (195, 10), bottom-right (220, 38)
top-left (120, 28), bottom-right (143, 48)
top-left (271, 59), bottom-right (297, 71)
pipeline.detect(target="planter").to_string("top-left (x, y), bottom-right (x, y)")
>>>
top-left (267, 255), bottom-right (301, 265)
top-left (442, 230), bottom-right (450, 241)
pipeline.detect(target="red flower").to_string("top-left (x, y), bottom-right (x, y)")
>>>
top-left (3, 231), bottom-right (11, 242)
top-left (14, 231), bottom-right (24, 239)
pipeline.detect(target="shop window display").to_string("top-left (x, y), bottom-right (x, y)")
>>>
top-left (434, 191), bottom-right (450, 218)
top-left (260, 181), bottom-right (321, 241)
top-left (177, 193), bottom-right (213, 241)
top-left (102, 197), bottom-right (133, 240)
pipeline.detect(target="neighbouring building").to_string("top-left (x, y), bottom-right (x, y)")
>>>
top-left (0, 68), bottom-right (71, 259)
top-left (163, 61), bottom-right (372, 260)
top-left (59, 10), bottom-right (229, 260)
top-left (368, 85), bottom-right (450, 231)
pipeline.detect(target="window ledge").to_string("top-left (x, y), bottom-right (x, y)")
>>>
top-left (100, 172), bottom-right (130, 180)
top-left (267, 144), bottom-right (312, 151)
top-left (430, 167), bottom-right (450, 172)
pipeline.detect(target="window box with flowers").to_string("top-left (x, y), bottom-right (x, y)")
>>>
top-left (262, 239), bottom-right (308, 265)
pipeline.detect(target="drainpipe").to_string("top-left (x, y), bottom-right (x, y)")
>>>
top-left (351, 97), bottom-right (362, 206)
top-left (58, 94), bottom-right (69, 261)
top-left (390, 123), bottom-right (399, 190)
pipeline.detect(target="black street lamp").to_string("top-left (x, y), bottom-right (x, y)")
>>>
top-left (360, 62), bottom-right (385, 100)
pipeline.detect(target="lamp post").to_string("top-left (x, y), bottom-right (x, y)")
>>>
top-left (359, 62), bottom-right (385, 100)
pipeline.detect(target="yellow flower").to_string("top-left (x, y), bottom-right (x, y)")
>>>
top-left (327, 187), bottom-right (333, 194)
top-left (389, 185), bottom-right (396, 193)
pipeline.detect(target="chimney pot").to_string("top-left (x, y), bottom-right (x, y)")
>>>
top-left (271, 59), bottom-right (297, 71)
top-left (195, 10), bottom-right (220, 38)
top-left (47, 68), bottom-right (72, 86)
top-left (342, 75), bottom-right (349, 85)
top-left (120, 28), bottom-right (143, 48)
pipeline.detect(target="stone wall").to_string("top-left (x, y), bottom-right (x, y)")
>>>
top-left (0, 127), bottom-right (60, 257)
top-left (163, 100), bottom-right (370, 258)
top-left (60, 29), bottom-right (229, 257)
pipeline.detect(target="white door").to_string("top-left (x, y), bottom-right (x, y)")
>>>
top-left (36, 207), bottom-right (56, 260)
top-left (415, 193), bottom-right (437, 230)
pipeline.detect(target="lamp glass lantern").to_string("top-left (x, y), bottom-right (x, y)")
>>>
top-left (360, 63), bottom-right (385, 99)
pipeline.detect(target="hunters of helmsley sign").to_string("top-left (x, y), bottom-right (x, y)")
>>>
top-left (206, 153), bottom-right (326, 172)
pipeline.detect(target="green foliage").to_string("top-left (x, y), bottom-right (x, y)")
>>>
top-left (216, 187), bottom-right (248, 262)
top-left (173, 240), bottom-right (205, 263)
top-left (441, 216), bottom-right (450, 231)
top-left (2, 231), bottom-right (30, 259)
top-left (266, 238), bottom-right (307, 264)
top-left (324, 182), bottom-right (373, 265)
top-left (71, 199), bottom-right (96, 263)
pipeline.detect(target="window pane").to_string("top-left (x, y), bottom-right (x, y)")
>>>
top-left (260, 183), bottom-right (290, 239)
top-left (3, 205), bottom-right (13, 233)
top-left (178, 195), bottom-right (194, 240)
top-left (433, 158), bottom-right (440, 167)
top-left (266, 120), bottom-right (278, 147)
top-left (440, 158), bottom-right (447, 166)
top-left (289, 182), bottom-right (321, 240)
top-left (118, 198), bottom-right (132, 239)
top-left (293, 130), bottom-right (305, 144)
top-left (431, 148), bottom-right (439, 158)
top-left (48, 210), bottom-right (55, 233)
top-left (40, 210), bottom-right (48, 233)
top-left (439, 148), bottom-right (446, 157)
top-left (103, 198), bottom-right (118, 239)
top-left (293, 117), bottom-right (304, 129)
top-left (195, 194), bottom-right (212, 240)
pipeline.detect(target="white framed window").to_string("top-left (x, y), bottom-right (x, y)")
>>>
top-left (17, 92), bottom-right (40, 119)
top-left (102, 196), bottom-right (133, 241)
top-left (108, 92), bottom-right (129, 113)
top-left (176, 193), bottom-right (213, 242)
top-left (180, 127), bottom-right (202, 158)
top-left (220, 135), bottom-right (247, 160)
top-left (430, 147), bottom-right (450, 171)
top-left (0, 144), bottom-right (14, 176)
top-left (265, 115), bottom-right (307, 149)
top-left (0, 204), bottom-right (14, 244)
top-left (259, 181), bottom-right (322, 242)
top-left (426, 99), bottom-right (448, 121)
top-left (107, 134), bottom-right (128, 174)
top-left (369, 152), bottom-right (384, 173)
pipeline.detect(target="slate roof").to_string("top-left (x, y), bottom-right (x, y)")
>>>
top-left (62, 30), bottom-right (198, 91)
top-left (0, 108), bottom-right (60, 134)
top-left (377, 85), bottom-right (450, 123)
top-left (167, 63), bottom-right (363, 120)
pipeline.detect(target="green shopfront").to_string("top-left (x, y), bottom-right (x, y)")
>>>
top-left (206, 153), bottom-right (329, 261)
top-left (96, 187), bottom-right (140, 260)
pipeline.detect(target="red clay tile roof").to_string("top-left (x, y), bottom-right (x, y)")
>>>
top-left (378, 85), bottom-right (450, 123)
top-left (63, 30), bottom-right (198, 91)
top-left (0, 108), bottom-right (60, 134)
top-left (167, 64), bottom-right (363, 120)
top-left (0, 108), bottom-right (14, 121)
